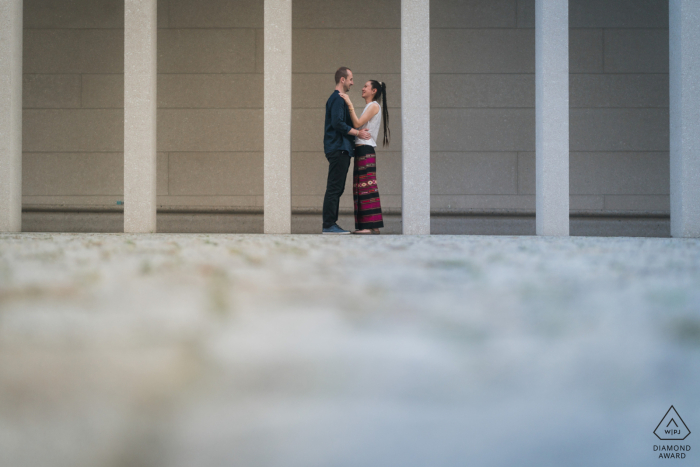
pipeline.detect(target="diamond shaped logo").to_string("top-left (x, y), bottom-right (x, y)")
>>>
top-left (654, 406), bottom-right (691, 441)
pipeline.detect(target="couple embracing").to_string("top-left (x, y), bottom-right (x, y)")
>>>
top-left (321, 67), bottom-right (390, 235)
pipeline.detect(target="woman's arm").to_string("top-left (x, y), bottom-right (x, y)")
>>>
top-left (339, 94), bottom-right (379, 128)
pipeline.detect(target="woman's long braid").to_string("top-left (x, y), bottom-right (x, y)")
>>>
top-left (380, 82), bottom-right (390, 146)
top-left (370, 80), bottom-right (390, 147)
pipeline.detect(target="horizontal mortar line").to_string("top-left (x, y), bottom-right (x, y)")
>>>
top-left (25, 71), bottom-right (124, 74)
top-left (572, 26), bottom-right (669, 30)
top-left (21, 26), bottom-right (671, 31)
top-left (569, 72), bottom-right (669, 75)
top-left (162, 27), bottom-right (344, 30)
top-left (157, 71), bottom-right (258, 74)
top-left (433, 194), bottom-right (522, 196)
top-left (22, 28), bottom-right (670, 35)
top-left (601, 71), bottom-right (669, 75)
top-left (158, 107), bottom-right (263, 109)
top-left (23, 151), bottom-right (125, 154)
top-left (290, 72), bottom-right (400, 75)
top-left (24, 27), bottom-right (124, 30)
top-left (432, 26), bottom-right (666, 30)
top-left (22, 195), bottom-right (260, 198)
top-left (25, 27), bottom-right (261, 31)
top-left (292, 72), bottom-right (400, 75)
top-left (30, 108), bottom-right (105, 113)
top-left (295, 73), bottom-right (401, 75)
top-left (23, 73), bottom-right (84, 75)
top-left (433, 72), bottom-right (668, 75)
top-left (429, 151), bottom-right (520, 153)
top-left (157, 196), bottom-right (264, 198)
top-left (160, 151), bottom-right (264, 154)
top-left (157, 72), bottom-right (262, 75)
top-left (21, 150), bottom-right (668, 154)
top-left (292, 107), bottom-right (401, 110)
top-left (433, 194), bottom-right (663, 197)
top-left (570, 106), bottom-right (669, 109)
top-left (430, 26), bottom-right (520, 29)
top-left (158, 27), bottom-right (261, 30)
top-left (431, 72), bottom-right (533, 75)
top-left (152, 27), bottom-right (400, 31)
top-left (22, 151), bottom-right (265, 154)
top-left (428, 72), bottom-right (537, 75)
top-left (430, 72), bottom-right (670, 76)
top-left (157, 194), bottom-right (262, 196)
top-left (599, 26), bottom-right (670, 30)
top-left (293, 27), bottom-right (400, 30)
top-left (432, 106), bottom-right (668, 109)
top-left (432, 27), bottom-right (667, 31)
top-left (431, 27), bottom-right (537, 30)
top-left (435, 106), bottom-right (666, 109)
top-left (567, 150), bottom-right (669, 153)
top-left (430, 151), bottom-right (531, 154)
top-left (20, 196), bottom-right (664, 200)
top-left (431, 106), bottom-right (533, 109)
top-left (23, 107), bottom-right (266, 110)
top-left (24, 107), bottom-right (119, 110)
top-left (132, 74), bottom-right (262, 77)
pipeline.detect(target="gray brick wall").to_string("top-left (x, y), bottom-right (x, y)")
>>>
top-left (21, 0), bottom-right (671, 216)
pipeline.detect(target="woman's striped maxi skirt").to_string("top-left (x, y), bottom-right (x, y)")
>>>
top-left (353, 144), bottom-right (384, 230)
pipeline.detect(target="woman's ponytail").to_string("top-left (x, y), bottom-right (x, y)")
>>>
top-left (370, 80), bottom-right (390, 147)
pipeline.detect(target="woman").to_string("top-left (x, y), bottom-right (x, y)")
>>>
top-left (339, 80), bottom-right (390, 234)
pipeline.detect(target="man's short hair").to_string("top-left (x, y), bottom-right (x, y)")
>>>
top-left (335, 67), bottom-right (351, 84)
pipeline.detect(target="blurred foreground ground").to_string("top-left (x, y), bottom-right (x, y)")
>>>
top-left (1, 233), bottom-right (699, 467)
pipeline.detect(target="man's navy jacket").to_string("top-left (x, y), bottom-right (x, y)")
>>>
top-left (324, 90), bottom-right (355, 157)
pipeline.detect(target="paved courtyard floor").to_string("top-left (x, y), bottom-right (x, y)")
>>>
top-left (1, 233), bottom-right (699, 467)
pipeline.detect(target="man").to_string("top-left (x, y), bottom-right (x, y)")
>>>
top-left (322, 67), bottom-right (371, 234)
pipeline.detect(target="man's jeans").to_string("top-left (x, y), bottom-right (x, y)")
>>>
top-left (322, 150), bottom-right (351, 229)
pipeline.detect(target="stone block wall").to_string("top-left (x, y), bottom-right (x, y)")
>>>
top-left (567, 0), bottom-right (669, 213)
top-left (21, 0), bottom-right (670, 220)
top-left (430, 0), bottom-right (669, 214)
top-left (23, 0), bottom-right (265, 211)
top-left (23, 0), bottom-right (125, 208)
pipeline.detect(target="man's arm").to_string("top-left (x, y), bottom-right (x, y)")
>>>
top-left (330, 98), bottom-right (359, 137)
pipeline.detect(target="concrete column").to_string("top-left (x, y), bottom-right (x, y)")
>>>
top-left (124, 0), bottom-right (157, 233)
top-left (535, 0), bottom-right (569, 236)
top-left (401, 0), bottom-right (431, 235)
top-left (0, 0), bottom-right (22, 232)
top-left (670, 0), bottom-right (700, 238)
top-left (263, 0), bottom-right (292, 234)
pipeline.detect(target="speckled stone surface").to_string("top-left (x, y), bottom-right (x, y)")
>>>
top-left (1, 233), bottom-right (699, 466)
top-left (401, 0), bottom-right (431, 235)
top-left (124, 0), bottom-right (157, 233)
top-left (670, 0), bottom-right (700, 238)
top-left (0, 0), bottom-right (22, 232)
top-left (264, 0), bottom-right (292, 234)
top-left (535, 0), bottom-right (569, 236)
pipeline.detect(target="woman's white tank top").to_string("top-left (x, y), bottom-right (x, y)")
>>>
top-left (354, 101), bottom-right (381, 148)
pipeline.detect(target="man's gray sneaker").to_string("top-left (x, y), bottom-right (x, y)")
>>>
top-left (322, 224), bottom-right (350, 235)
